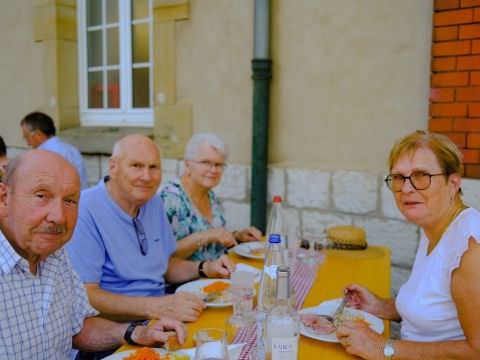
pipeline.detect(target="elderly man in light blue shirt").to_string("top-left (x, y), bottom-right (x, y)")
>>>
top-left (0, 150), bottom-right (185, 359)
top-left (20, 111), bottom-right (89, 189)
top-left (67, 134), bottom-right (235, 326)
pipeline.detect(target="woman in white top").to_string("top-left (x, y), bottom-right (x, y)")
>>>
top-left (336, 131), bottom-right (480, 359)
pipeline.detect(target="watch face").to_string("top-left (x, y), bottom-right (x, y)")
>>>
top-left (384, 344), bottom-right (395, 356)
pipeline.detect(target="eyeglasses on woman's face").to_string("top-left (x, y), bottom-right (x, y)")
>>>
top-left (190, 159), bottom-right (227, 171)
top-left (384, 171), bottom-right (446, 192)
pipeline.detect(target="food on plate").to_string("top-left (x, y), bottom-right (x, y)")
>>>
top-left (300, 314), bottom-right (336, 335)
top-left (203, 281), bottom-right (230, 294)
top-left (201, 281), bottom-right (232, 304)
top-left (123, 347), bottom-right (188, 360)
top-left (337, 311), bottom-right (371, 326)
top-left (301, 311), bottom-right (370, 335)
top-left (249, 246), bottom-right (266, 256)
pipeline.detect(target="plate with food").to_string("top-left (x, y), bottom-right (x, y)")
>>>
top-left (104, 347), bottom-right (189, 360)
top-left (106, 343), bottom-right (245, 360)
top-left (299, 298), bottom-right (384, 343)
top-left (233, 241), bottom-right (266, 260)
top-left (175, 279), bottom-right (232, 307)
top-left (233, 263), bottom-right (261, 282)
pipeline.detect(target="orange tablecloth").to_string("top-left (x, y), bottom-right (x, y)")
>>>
top-left (117, 246), bottom-right (391, 359)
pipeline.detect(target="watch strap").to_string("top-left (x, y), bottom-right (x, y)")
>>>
top-left (198, 260), bottom-right (207, 278)
top-left (124, 322), bottom-right (140, 345)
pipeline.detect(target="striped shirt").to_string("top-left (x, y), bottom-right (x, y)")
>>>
top-left (0, 231), bottom-right (98, 359)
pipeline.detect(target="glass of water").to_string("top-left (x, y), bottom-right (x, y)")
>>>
top-left (194, 328), bottom-right (230, 360)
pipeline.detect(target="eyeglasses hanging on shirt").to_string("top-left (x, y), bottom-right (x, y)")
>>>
top-left (133, 217), bottom-right (148, 256)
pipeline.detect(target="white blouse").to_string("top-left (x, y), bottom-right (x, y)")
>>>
top-left (396, 207), bottom-right (480, 341)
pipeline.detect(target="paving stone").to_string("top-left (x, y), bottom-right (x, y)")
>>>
top-left (160, 158), bottom-right (179, 189)
top-left (216, 164), bottom-right (247, 200)
top-left (84, 155), bottom-right (100, 187)
top-left (286, 168), bottom-right (330, 209)
top-left (5, 146), bottom-right (26, 158)
top-left (380, 184), bottom-right (405, 220)
top-left (222, 201), bottom-right (250, 231)
top-left (353, 217), bottom-right (419, 268)
top-left (333, 171), bottom-right (377, 214)
top-left (462, 178), bottom-right (480, 210)
top-left (100, 155), bottom-right (110, 179)
top-left (302, 211), bottom-right (353, 233)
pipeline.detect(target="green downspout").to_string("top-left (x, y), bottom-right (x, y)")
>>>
top-left (250, 0), bottom-right (271, 233)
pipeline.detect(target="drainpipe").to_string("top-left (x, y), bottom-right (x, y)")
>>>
top-left (250, 0), bottom-right (272, 233)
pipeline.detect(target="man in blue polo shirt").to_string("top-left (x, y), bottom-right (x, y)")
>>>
top-left (67, 134), bottom-right (234, 325)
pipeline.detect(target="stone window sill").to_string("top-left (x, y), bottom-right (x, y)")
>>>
top-left (59, 127), bottom-right (153, 155)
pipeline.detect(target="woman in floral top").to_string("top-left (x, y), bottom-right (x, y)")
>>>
top-left (160, 133), bottom-right (261, 261)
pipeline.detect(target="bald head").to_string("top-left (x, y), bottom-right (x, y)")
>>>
top-left (5, 150), bottom-right (80, 190)
top-left (112, 134), bottom-right (161, 159)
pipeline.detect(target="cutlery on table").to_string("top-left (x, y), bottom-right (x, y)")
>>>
top-left (331, 297), bottom-right (348, 327)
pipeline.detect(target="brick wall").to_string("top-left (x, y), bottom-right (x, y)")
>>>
top-left (430, 0), bottom-right (480, 178)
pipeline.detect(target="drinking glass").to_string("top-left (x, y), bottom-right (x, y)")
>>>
top-left (295, 226), bottom-right (326, 264)
top-left (230, 271), bottom-right (255, 318)
top-left (194, 328), bottom-right (229, 360)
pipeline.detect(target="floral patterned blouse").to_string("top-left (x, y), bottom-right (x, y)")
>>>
top-left (159, 177), bottom-right (227, 261)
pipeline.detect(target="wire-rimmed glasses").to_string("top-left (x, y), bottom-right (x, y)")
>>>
top-left (384, 171), bottom-right (445, 192)
top-left (190, 159), bottom-right (227, 171)
top-left (132, 217), bottom-right (148, 255)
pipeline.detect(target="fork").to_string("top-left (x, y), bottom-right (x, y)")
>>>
top-left (331, 297), bottom-right (347, 326)
top-left (203, 291), bottom-right (220, 303)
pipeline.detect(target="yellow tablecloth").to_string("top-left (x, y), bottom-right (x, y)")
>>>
top-left (117, 246), bottom-right (390, 359)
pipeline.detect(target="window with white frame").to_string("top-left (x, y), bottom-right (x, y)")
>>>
top-left (78, 0), bottom-right (153, 127)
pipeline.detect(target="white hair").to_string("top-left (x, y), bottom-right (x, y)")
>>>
top-left (184, 133), bottom-right (228, 161)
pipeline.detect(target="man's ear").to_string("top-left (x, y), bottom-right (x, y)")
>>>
top-left (108, 157), bottom-right (116, 176)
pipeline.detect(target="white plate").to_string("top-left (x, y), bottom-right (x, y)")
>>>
top-left (102, 348), bottom-right (186, 360)
top-left (175, 279), bottom-right (232, 307)
top-left (234, 263), bottom-right (261, 282)
top-left (299, 298), bottom-right (384, 343)
top-left (105, 343), bottom-right (245, 360)
top-left (233, 241), bottom-right (266, 260)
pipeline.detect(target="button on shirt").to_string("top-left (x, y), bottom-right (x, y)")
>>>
top-left (0, 232), bottom-right (98, 359)
top-left (39, 136), bottom-right (89, 189)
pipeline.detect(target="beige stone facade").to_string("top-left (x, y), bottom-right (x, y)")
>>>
top-left (3, 0), bottom-right (480, 295)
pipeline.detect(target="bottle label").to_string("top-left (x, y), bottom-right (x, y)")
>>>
top-left (264, 264), bottom-right (278, 279)
top-left (271, 336), bottom-right (298, 360)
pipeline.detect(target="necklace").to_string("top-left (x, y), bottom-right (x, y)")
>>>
top-left (426, 200), bottom-right (467, 255)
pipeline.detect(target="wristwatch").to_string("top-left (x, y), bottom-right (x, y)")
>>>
top-left (383, 339), bottom-right (395, 359)
top-left (198, 260), bottom-right (207, 278)
top-left (124, 322), bottom-right (140, 345)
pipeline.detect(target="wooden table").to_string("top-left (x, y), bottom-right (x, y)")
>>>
top-left (117, 246), bottom-right (390, 359)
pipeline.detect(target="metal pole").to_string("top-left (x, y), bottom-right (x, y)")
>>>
top-left (250, 0), bottom-right (271, 233)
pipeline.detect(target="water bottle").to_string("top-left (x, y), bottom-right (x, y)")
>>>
top-left (265, 266), bottom-right (300, 360)
top-left (258, 234), bottom-right (287, 312)
top-left (266, 196), bottom-right (286, 249)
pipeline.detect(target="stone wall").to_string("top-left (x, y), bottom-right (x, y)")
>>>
top-left (9, 147), bottom-right (480, 295)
